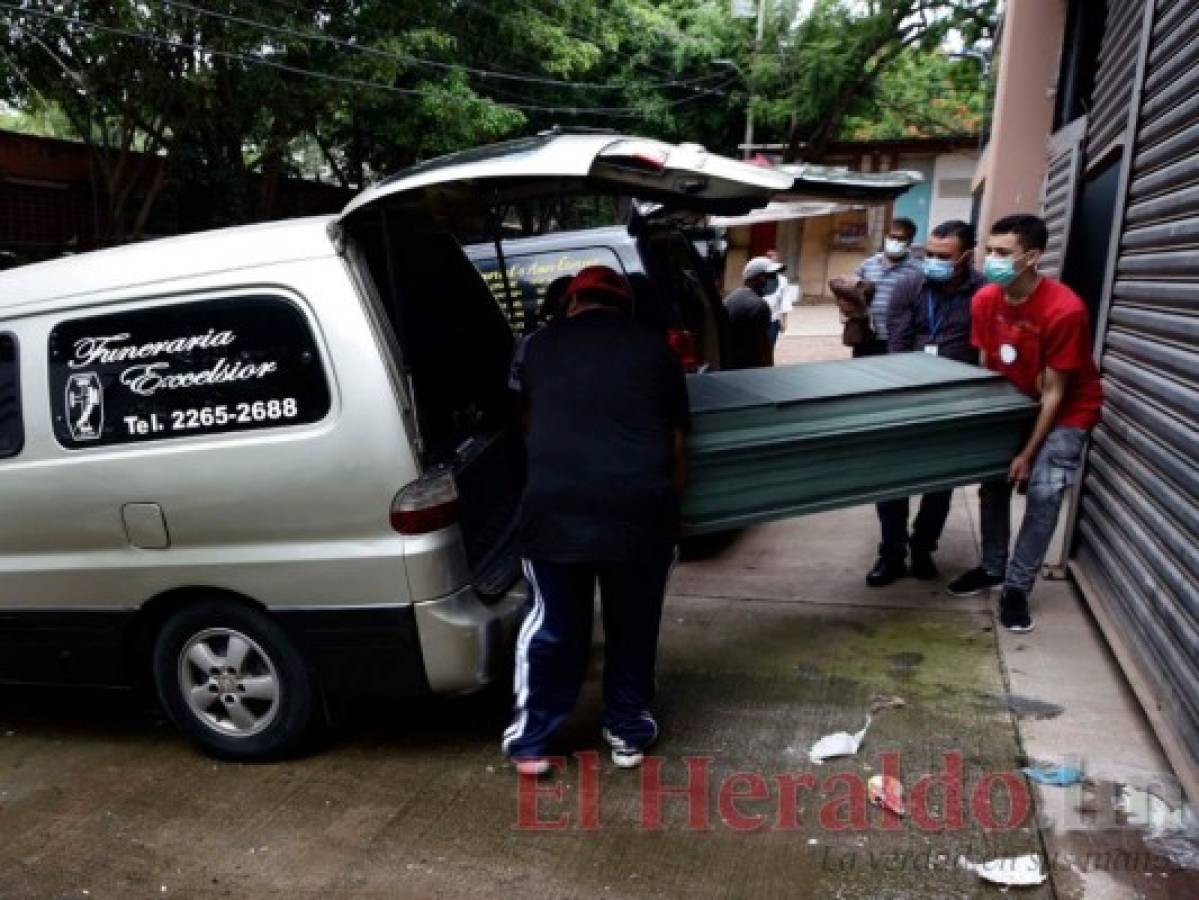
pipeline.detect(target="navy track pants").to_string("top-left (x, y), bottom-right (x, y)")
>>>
top-left (502, 548), bottom-right (675, 759)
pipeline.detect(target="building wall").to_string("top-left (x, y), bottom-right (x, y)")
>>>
top-left (798, 214), bottom-right (833, 299)
top-left (1064, 0), bottom-right (1199, 803)
top-left (0, 131), bottom-right (352, 265)
top-left (892, 155), bottom-right (936, 242)
top-left (928, 152), bottom-right (980, 228)
top-left (721, 143), bottom-right (979, 301)
top-left (972, 0), bottom-right (1069, 232)
top-left (976, 0), bottom-right (1198, 800)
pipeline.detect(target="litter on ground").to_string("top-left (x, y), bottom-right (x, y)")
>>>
top-left (867, 774), bottom-right (905, 816)
top-left (869, 694), bottom-right (906, 713)
top-left (1118, 786), bottom-right (1199, 871)
top-left (1020, 764), bottom-right (1083, 786)
top-left (808, 717), bottom-right (871, 764)
top-left (957, 854), bottom-right (1047, 887)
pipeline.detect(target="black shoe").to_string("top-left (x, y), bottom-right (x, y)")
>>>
top-left (946, 566), bottom-right (1004, 597)
top-left (866, 557), bottom-right (907, 587)
top-left (910, 550), bottom-right (938, 580)
top-left (999, 588), bottom-right (1034, 632)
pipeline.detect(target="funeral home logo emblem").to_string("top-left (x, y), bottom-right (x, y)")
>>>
top-left (65, 372), bottom-right (104, 441)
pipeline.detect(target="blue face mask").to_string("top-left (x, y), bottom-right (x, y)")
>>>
top-left (923, 258), bottom-right (955, 282)
top-left (984, 254), bottom-right (1020, 285)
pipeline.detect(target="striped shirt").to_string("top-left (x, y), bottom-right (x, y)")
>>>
top-left (855, 253), bottom-right (923, 340)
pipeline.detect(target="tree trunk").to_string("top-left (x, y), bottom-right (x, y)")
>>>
top-left (130, 158), bottom-right (168, 241)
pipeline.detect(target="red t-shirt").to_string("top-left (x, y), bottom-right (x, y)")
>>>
top-left (971, 278), bottom-right (1103, 430)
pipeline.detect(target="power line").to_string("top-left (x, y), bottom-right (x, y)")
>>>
top-left (482, 72), bottom-right (736, 110)
top-left (157, 0), bottom-right (725, 92)
top-left (453, 0), bottom-right (685, 82)
top-left (0, 43), bottom-right (48, 105)
top-left (1, 3), bottom-right (713, 117)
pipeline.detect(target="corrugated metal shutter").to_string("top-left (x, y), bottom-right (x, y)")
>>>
top-left (1073, 0), bottom-right (1199, 799)
top-left (1085, 0), bottom-right (1146, 162)
top-left (1039, 122), bottom-right (1084, 279)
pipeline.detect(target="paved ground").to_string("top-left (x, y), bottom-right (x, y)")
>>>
top-left (1, 308), bottom-right (1194, 898)
top-left (5, 500), bottom-right (1193, 898)
top-left (0, 510), bottom-right (1044, 899)
top-left (776, 304), bottom-right (851, 365)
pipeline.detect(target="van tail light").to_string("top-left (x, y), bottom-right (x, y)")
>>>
top-left (598, 140), bottom-right (670, 172)
top-left (666, 328), bottom-right (701, 373)
top-left (391, 468), bottom-right (460, 535)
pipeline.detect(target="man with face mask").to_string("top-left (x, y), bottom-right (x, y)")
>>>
top-left (852, 217), bottom-right (922, 357)
top-left (723, 255), bottom-right (780, 368)
top-left (862, 220), bottom-right (984, 587)
top-left (947, 214), bottom-right (1103, 633)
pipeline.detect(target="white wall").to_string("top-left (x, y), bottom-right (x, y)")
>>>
top-left (929, 151), bottom-right (981, 229)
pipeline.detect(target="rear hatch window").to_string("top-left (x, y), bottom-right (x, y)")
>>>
top-left (474, 246), bottom-right (628, 335)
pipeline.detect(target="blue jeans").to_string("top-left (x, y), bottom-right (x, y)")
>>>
top-left (979, 427), bottom-right (1088, 595)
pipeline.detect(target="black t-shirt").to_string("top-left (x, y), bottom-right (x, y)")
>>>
top-left (514, 309), bottom-right (691, 562)
top-left (723, 286), bottom-right (771, 368)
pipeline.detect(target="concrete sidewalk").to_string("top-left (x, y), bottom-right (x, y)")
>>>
top-left (776, 303), bottom-right (849, 365)
top-left (0, 521), bottom-right (1046, 900)
top-left (3, 498), bottom-right (1192, 898)
top-left (2, 305), bottom-right (1192, 896)
top-left (676, 496), bottom-right (1196, 899)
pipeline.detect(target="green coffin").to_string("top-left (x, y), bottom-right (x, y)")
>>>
top-left (681, 353), bottom-right (1039, 535)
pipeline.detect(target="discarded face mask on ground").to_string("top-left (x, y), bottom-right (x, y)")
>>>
top-left (957, 853), bottom-right (1047, 887)
top-left (1117, 785), bottom-right (1199, 871)
top-left (808, 717), bottom-right (871, 764)
top-left (867, 774), bottom-right (905, 816)
top-left (1021, 763), bottom-right (1084, 787)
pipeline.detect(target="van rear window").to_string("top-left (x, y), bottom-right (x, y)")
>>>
top-left (474, 247), bottom-right (625, 334)
top-left (47, 296), bottom-right (331, 448)
top-left (0, 334), bottom-right (21, 458)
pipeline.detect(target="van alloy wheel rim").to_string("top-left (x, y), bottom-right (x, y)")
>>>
top-left (178, 628), bottom-right (281, 737)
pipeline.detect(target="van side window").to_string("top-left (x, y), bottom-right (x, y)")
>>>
top-left (47, 296), bottom-right (331, 448)
top-left (474, 248), bottom-right (626, 334)
top-left (0, 334), bottom-right (22, 458)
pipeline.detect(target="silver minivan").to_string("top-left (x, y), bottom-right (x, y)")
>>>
top-left (0, 131), bottom-right (789, 759)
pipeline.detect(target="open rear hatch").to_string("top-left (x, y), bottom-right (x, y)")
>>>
top-left (340, 130), bottom-right (794, 224)
top-left (337, 131), bottom-right (793, 597)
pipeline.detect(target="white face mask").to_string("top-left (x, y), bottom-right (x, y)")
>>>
top-left (884, 238), bottom-right (910, 259)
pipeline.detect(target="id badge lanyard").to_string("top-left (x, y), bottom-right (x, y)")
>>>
top-left (925, 287), bottom-right (947, 353)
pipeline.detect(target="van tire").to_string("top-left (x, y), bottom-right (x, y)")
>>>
top-left (152, 600), bottom-right (314, 761)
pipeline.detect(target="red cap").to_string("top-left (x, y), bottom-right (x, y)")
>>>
top-left (563, 265), bottom-right (633, 305)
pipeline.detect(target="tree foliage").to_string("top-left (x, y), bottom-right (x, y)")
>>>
top-left (753, 0), bottom-right (996, 160)
top-left (0, 1), bottom-right (994, 244)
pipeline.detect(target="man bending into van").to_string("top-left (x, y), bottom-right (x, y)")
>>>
top-left (503, 265), bottom-right (690, 775)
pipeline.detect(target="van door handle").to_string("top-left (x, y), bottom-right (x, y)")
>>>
top-left (121, 503), bottom-right (171, 550)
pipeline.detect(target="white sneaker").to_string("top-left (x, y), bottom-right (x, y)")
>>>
top-left (513, 757), bottom-right (552, 776)
top-left (601, 728), bottom-right (646, 769)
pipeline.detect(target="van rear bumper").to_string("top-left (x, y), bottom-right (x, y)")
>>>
top-left (413, 583), bottom-right (527, 695)
top-left (276, 583), bottom-right (526, 699)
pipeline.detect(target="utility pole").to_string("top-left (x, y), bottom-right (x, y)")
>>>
top-left (744, 0), bottom-right (767, 159)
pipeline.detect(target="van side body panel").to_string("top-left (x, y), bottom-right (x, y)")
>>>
top-left (0, 258), bottom-right (419, 611)
top-left (0, 230), bottom-right (521, 698)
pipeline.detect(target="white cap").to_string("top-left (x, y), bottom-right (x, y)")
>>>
top-left (743, 256), bottom-right (786, 280)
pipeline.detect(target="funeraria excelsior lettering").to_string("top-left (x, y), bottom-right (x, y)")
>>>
top-left (69, 330), bottom-right (278, 397)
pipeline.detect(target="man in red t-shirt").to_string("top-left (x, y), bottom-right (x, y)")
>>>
top-left (946, 214), bottom-right (1103, 632)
